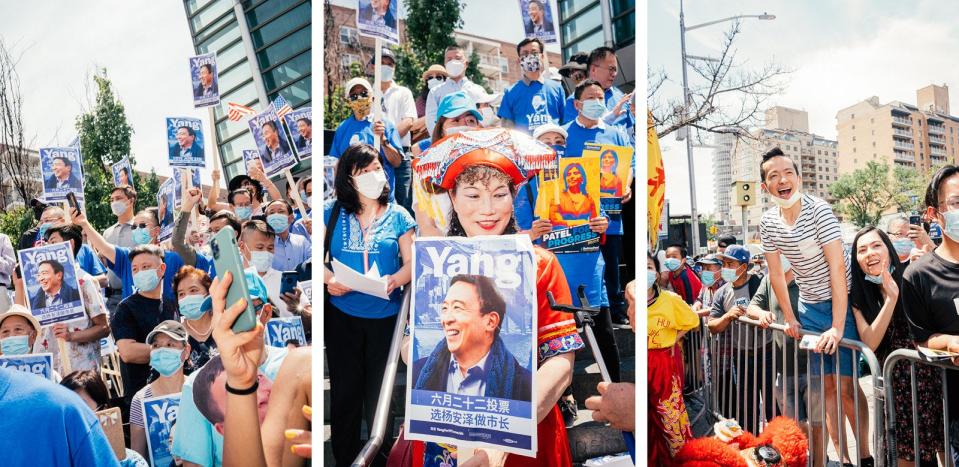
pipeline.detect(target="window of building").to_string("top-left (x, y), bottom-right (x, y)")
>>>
top-left (256, 25), bottom-right (310, 69)
top-left (190, 0), bottom-right (233, 33)
top-left (340, 26), bottom-right (358, 45)
top-left (561, 4), bottom-right (602, 46)
top-left (250, 3), bottom-right (310, 49)
top-left (262, 50), bottom-right (310, 93)
top-left (246, 0), bottom-right (300, 28)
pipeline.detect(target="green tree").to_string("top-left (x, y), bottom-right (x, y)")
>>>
top-left (892, 163), bottom-right (947, 214)
top-left (75, 70), bottom-right (159, 232)
top-left (829, 161), bottom-right (899, 228)
top-left (0, 206), bottom-right (33, 246)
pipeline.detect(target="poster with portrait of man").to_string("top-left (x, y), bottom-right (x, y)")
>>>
top-left (190, 53), bottom-right (220, 108)
top-left (518, 0), bottom-right (558, 44)
top-left (583, 142), bottom-right (633, 215)
top-left (534, 155), bottom-right (601, 254)
top-left (142, 393), bottom-right (180, 467)
top-left (265, 317), bottom-right (307, 348)
top-left (172, 168), bottom-right (201, 210)
top-left (248, 105), bottom-right (296, 177)
top-left (0, 353), bottom-right (55, 380)
top-left (356, 0), bottom-right (399, 44)
top-left (111, 157), bottom-right (135, 187)
top-left (167, 117), bottom-right (206, 168)
top-left (40, 147), bottom-right (84, 203)
top-left (157, 178), bottom-right (176, 242)
top-left (406, 235), bottom-right (538, 457)
top-left (284, 107), bottom-right (312, 159)
top-left (17, 242), bottom-right (86, 326)
top-left (242, 149), bottom-right (263, 175)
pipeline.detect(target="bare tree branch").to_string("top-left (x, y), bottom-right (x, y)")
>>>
top-left (0, 38), bottom-right (40, 208)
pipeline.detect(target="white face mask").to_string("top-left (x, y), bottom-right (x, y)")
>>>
top-left (445, 60), bottom-right (466, 78)
top-left (380, 65), bottom-right (394, 82)
top-left (354, 170), bottom-right (388, 199)
top-left (444, 125), bottom-right (474, 136)
top-left (479, 107), bottom-right (499, 127)
top-left (427, 78), bottom-right (444, 90)
top-left (769, 189), bottom-right (801, 209)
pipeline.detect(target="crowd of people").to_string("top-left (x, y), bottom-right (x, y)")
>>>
top-left (647, 147), bottom-right (959, 466)
top-left (0, 167), bottom-right (314, 466)
top-left (325, 40), bottom-right (636, 466)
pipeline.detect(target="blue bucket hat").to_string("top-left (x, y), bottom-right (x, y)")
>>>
top-left (437, 91), bottom-right (482, 121)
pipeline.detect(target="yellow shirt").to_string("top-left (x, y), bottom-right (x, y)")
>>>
top-left (648, 289), bottom-right (700, 349)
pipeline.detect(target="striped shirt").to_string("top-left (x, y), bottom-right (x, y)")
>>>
top-left (759, 194), bottom-right (850, 303)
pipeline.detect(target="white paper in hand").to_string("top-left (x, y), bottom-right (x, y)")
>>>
top-left (331, 258), bottom-right (389, 300)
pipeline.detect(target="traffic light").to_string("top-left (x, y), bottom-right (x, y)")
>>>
top-left (733, 181), bottom-right (756, 207)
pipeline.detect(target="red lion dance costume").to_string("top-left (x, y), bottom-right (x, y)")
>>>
top-left (671, 417), bottom-right (808, 467)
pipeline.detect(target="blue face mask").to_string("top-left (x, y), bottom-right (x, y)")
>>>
top-left (37, 223), bottom-right (52, 240)
top-left (864, 266), bottom-right (895, 285)
top-left (721, 267), bottom-right (740, 283)
top-left (892, 239), bottom-right (914, 257)
top-left (267, 214), bottom-right (289, 233)
top-left (580, 99), bottom-right (607, 120)
top-left (663, 258), bottom-right (682, 272)
top-left (942, 209), bottom-right (959, 242)
top-left (178, 294), bottom-right (208, 320)
top-left (133, 269), bottom-right (161, 293)
top-left (149, 347), bottom-right (184, 377)
top-left (0, 335), bottom-right (30, 355)
top-left (132, 227), bottom-right (153, 245)
top-left (235, 206), bottom-right (253, 220)
top-left (647, 269), bottom-right (658, 290)
top-left (701, 270), bottom-right (717, 287)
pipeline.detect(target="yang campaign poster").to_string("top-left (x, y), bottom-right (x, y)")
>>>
top-left (242, 149), bottom-right (263, 174)
top-left (172, 168), bottom-right (201, 210)
top-left (406, 236), bottom-right (538, 457)
top-left (39, 147), bottom-right (84, 202)
top-left (518, 0), bottom-right (558, 44)
top-left (248, 105), bottom-right (296, 177)
top-left (265, 316), bottom-right (307, 347)
top-left (535, 156), bottom-right (601, 254)
top-left (142, 393), bottom-right (181, 467)
top-left (167, 117), bottom-right (205, 168)
top-left (284, 107), bottom-right (312, 159)
top-left (17, 243), bottom-right (87, 326)
top-left (323, 156), bottom-right (338, 200)
top-left (299, 280), bottom-right (313, 304)
top-left (583, 143), bottom-right (633, 215)
top-left (0, 353), bottom-right (55, 380)
top-left (112, 157), bottom-right (134, 187)
top-left (157, 178), bottom-right (176, 242)
top-left (356, 0), bottom-right (399, 44)
top-left (190, 52), bottom-right (220, 108)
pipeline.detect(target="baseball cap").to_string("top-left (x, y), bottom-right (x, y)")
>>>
top-left (0, 305), bottom-right (40, 335)
top-left (532, 123), bottom-right (568, 141)
top-left (344, 77), bottom-right (373, 98)
top-left (368, 47), bottom-right (396, 65)
top-left (717, 235), bottom-right (737, 249)
top-left (719, 244), bottom-right (751, 265)
top-left (436, 91), bottom-right (482, 121)
top-left (146, 320), bottom-right (188, 345)
top-left (696, 254), bottom-right (722, 266)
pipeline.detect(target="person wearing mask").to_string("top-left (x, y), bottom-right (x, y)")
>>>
top-left (330, 77), bottom-right (404, 201)
top-left (885, 215), bottom-right (934, 264)
top-left (663, 243), bottom-right (702, 305)
top-left (290, 176), bottom-right (313, 236)
top-left (563, 47), bottom-right (635, 138)
top-left (372, 47), bottom-right (418, 214)
top-left (692, 254), bottom-right (725, 317)
top-left (469, 87), bottom-right (503, 128)
top-left (264, 200), bottom-right (311, 272)
top-left (646, 251), bottom-right (698, 464)
top-left (173, 266), bottom-right (219, 373)
top-left (410, 64), bottom-right (447, 147)
top-left (0, 305), bottom-right (65, 380)
top-left (129, 320), bottom-right (191, 460)
top-left (16, 198), bottom-right (51, 250)
top-left (31, 206), bottom-right (109, 286)
top-left (240, 219), bottom-right (294, 318)
top-left (850, 227), bottom-right (942, 465)
top-left (557, 51), bottom-right (589, 95)
top-left (425, 45), bottom-right (486, 135)
top-left (0, 232), bottom-right (13, 312)
top-left (206, 167), bottom-right (283, 217)
top-left (228, 188), bottom-right (255, 221)
top-left (324, 143), bottom-right (414, 465)
top-left (498, 38), bottom-right (566, 134)
top-left (103, 186), bottom-right (138, 316)
top-left (562, 79), bottom-right (631, 157)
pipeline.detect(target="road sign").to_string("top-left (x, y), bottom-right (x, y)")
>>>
top-left (733, 180), bottom-right (756, 207)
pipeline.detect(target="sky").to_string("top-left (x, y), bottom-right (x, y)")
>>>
top-left (649, 0), bottom-right (959, 216)
top-left (0, 2), bottom-right (211, 181)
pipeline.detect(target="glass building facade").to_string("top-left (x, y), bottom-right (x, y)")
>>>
top-left (183, 0), bottom-right (311, 181)
top-left (558, 0), bottom-right (634, 90)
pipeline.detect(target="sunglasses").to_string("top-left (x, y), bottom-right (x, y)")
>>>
top-left (425, 75), bottom-right (446, 81)
top-left (347, 92), bottom-right (369, 101)
top-left (131, 223), bottom-right (153, 230)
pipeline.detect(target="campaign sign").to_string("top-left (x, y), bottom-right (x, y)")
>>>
top-left (285, 107), bottom-right (313, 159)
top-left (242, 149), bottom-right (263, 175)
top-left (248, 105), bottom-right (296, 177)
top-left (142, 393), bottom-right (181, 467)
top-left (356, 0), bottom-right (399, 44)
top-left (407, 236), bottom-right (538, 457)
top-left (112, 157), bottom-right (135, 187)
top-left (265, 316), bottom-right (307, 348)
top-left (17, 243), bottom-right (86, 326)
top-left (167, 117), bottom-right (206, 168)
top-left (40, 147), bottom-right (84, 202)
top-left (518, 0), bottom-right (558, 44)
top-left (299, 280), bottom-right (313, 305)
top-left (157, 178), bottom-right (176, 242)
top-left (323, 156), bottom-right (338, 200)
top-left (0, 353), bottom-right (55, 380)
top-left (584, 143), bottom-right (633, 215)
top-left (172, 168), bottom-right (202, 210)
top-left (190, 53), bottom-right (220, 108)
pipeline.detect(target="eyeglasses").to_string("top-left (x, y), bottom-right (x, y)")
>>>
top-left (592, 65), bottom-right (618, 74)
top-left (131, 223), bottom-right (152, 230)
top-left (347, 92), bottom-right (369, 101)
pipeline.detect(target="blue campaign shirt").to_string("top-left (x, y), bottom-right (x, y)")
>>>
top-left (108, 247), bottom-right (201, 301)
top-left (272, 232), bottom-right (312, 271)
top-left (497, 78), bottom-right (566, 133)
top-left (0, 366), bottom-right (120, 467)
top-left (562, 118), bottom-right (631, 157)
top-left (329, 115), bottom-right (403, 200)
top-left (325, 199), bottom-right (415, 319)
top-left (76, 244), bottom-right (107, 277)
top-left (563, 86), bottom-right (635, 137)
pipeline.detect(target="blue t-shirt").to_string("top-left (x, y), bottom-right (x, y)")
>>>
top-left (76, 244), bottom-right (107, 278)
top-left (513, 177), bottom-right (540, 232)
top-left (498, 79), bottom-right (566, 134)
top-left (563, 86), bottom-right (635, 138)
top-left (324, 199), bottom-right (415, 319)
top-left (329, 116), bottom-right (403, 200)
top-left (562, 119), bottom-right (631, 157)
top-left (556, 248), bottom-right (608, 308)
top-left (0, 366), bottom-right (120, 467)
top-left (107, 248), bottom-right (209, 301)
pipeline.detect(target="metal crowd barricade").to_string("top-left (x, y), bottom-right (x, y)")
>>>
top-left (681, 321), bottom-right (711, 428)
top-left (882, 349), bottom-right (955, 467)
top-left (705, 316), bottom-right (884, 466)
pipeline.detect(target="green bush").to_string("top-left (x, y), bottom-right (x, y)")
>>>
top-left (0, 206), bottom-right (34, 245)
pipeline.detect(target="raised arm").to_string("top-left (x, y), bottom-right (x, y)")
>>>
top-left (74, 210), bottom-right (117, 266)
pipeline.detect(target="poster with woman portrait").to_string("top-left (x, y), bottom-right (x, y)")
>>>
top-left (406, 236), bottom-right (538, 457)
top-left (583, 143), bottom-right (633, 215)
top-left (534, 156), bottom-right (602, 254)
top-left (111, 157), bottom-right (134, 187)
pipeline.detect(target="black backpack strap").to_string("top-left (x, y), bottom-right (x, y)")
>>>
top-left (324, 200), bottom-right (341, 269)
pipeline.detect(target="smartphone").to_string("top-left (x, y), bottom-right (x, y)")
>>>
top-left (210, 226), bottom-right (257, 333)
top-left (909, 213), bottom-right (921, 226)
top-left (280, 271), bottom-right (298, 296)
top-left (66, 191), bottom-right (79, 214)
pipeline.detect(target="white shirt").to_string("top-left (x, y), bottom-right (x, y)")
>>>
top-left (260, 268), bottom-right (292, 318)
top-left (425, 76), bottom-right (487, 136)
top-left (380, 82), bottom-right (417, 147)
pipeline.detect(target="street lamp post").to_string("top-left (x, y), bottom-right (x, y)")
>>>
top-left (678, 0), bottom-right (774, 253)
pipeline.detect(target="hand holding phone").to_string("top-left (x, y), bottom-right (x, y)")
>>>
top-left (210, 226), bottom-right (257, 333)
